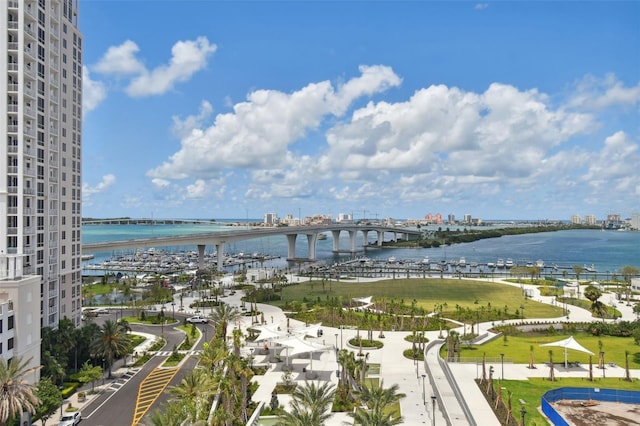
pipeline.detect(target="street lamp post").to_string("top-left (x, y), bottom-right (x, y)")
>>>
top-left (172, 302), bottom-right (176, 320)
top-left (334, 333), bottom-right (338, 351)
top-left (500, 353), bottom-right (505, 380)
top-left (489, 366), bottom-right (494, 399)
top-left (421, 374), bottom-right (426, 405)
top-left (431, 396), bottom-right (437, 426)
top-left (340, 325), bottom-right (343, 350)
top-left (414, 354), bottom-right (419, 378)
top-left (58, 385), bottom-right (64, 416)
top-left (520, 407), bottom-right (527, 426)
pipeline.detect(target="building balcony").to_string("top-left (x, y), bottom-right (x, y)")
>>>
top-left (50, 7), bottom-right (60, 22)
top-left (24, 107), bottom-right (36, 118)
top-left (7, 0), bottom-right (19, 8)
top-left (7, 207), bottom-right (18, 215)
top-left (48, 305), bottom-right (58, 316)
top-left (8, 42), bottom-right (18, 51)
top-left (7, 166), bottom-right (18, 174)
top-left (7, 103), bottom-right (18, 113)
top-left (24, 85), bottom-right (36, 98)
top-left (8, 83), bottom-right (18, 92)
top-left (24, 187), bottom-right (36, 195)
top-left (24, 127), bottom-right (36, 137)
top-left (7, 227), bottom-right (18, 236)
top-left (24, 47), bottom-right (36, 60)
top-left (24, 26), bottom-right (37, 40)
top-left (24, 5), bottom-right (38, 21)
top-left (24, 65), bottom-right (37, 79)
top-left (8, 125), bottom-right (18, 133)
top-left (7, 63), bottom-right (18, 72)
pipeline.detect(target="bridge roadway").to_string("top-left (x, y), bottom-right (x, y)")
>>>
top-left (83, 224), bottom-right (421, 270)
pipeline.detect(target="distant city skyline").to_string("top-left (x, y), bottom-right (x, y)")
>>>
top-left (80, 2), bottom-right (639, 220)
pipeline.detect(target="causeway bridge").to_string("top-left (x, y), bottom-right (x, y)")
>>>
top-left (83, 224), bottom-right (421, 270)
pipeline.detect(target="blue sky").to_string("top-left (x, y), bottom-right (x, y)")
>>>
top-left (80, 1), bottom-right (640, 221)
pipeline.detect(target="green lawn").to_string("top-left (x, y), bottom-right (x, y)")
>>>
top-left (451, 332), bottom-right (640, 368)
top-left (491, 377), bottom-right (639, 426)
top-left (278, 278), bottom-right (564, 319)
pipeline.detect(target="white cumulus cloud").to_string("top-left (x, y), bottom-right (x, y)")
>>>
top-left (94, 40), bottom-right (146, 75)
top-left (568, 73), bottom-right (640, 110)
top-left (126, 37), bottom-right (217, 97)
top-left (91, 37), bottom-right (217, 98)
top-left (83, 174), bottom-right (116, 197)
top-left (147, 65), bottom-right (401, 181)
top-left (82, 66), bottom-right (107, 113)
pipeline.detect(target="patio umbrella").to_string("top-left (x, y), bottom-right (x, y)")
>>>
top-left (540, 336), bottom-right (594, 368)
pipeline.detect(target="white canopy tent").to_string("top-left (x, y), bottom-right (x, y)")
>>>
top-left (540, 336), bottom-right (594, 368)
top-left (277, 335), bottom-right (330, 373)
top-left (251, 323), bottom-right (287, 342)
top-left (291, 322), bottom-right (322, 338)
top-left (351, 296), bottom-right (374, 311)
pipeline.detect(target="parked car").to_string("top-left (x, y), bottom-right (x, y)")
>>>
top-left (187, 316), bottom-right (208, 324)
top-left (58, 410), bottom-right (81, 426)
top-left (94, 308), bottom-right (109, 315)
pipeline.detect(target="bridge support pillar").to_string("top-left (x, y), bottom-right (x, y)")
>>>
top-left (216, 243), bottom-right (225, 271)
top-left (361, 230), bottom-right (370, 247)
top-left (348, 231), bottom-right (357, 253)
top-left (306, 234), bottom-right (318, 260)
top-left (331, 230), bottom-right (341, 252)
top-left (197, 244), bottom-right (206, 270)
top-left (286, 234), bottom-right (297, 260)
top-left (377, 230), bottom-right (384, 246)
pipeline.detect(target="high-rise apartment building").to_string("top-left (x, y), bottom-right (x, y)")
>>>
top-left (1, 0), bottom-right (83, 374)
top-left (584, 215), bottom-right (597, 226)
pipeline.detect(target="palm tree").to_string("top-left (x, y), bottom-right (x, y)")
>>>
top-left (276, 381), bottom-right (335, 426)
top-left (169, 369), bottom-right (213, 421)
top-left (349, 380), bottom-right (405, 425)
top-left (210, 303), bottom-right (242, 340)
top-left (90, 319), bottom-right (133, 378)
top-left (583, 285), bottom-right (606, 320)
top-left (199, 339), bottom-right (227, 371)
top-left (0, 356), bottom-right (40, 425)
top-left (149, 399), bottom-right (199, 426)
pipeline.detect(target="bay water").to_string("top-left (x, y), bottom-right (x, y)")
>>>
top-left (82, 223), bottom-right (639, 276)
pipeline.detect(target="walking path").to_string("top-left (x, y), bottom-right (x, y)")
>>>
top-left (61, 275), bottom-right (638, 425)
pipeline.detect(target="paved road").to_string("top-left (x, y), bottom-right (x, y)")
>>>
top-left (76, 311), bottom-right (214, 426)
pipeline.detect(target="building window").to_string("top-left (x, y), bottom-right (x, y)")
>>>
top-left (7, 316), bottom-right (14, 330)
top-left (7, 338), bottom-right (14, 351)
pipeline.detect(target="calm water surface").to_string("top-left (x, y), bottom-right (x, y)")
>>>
top-left (82, 223), bottom-right (639, 275)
